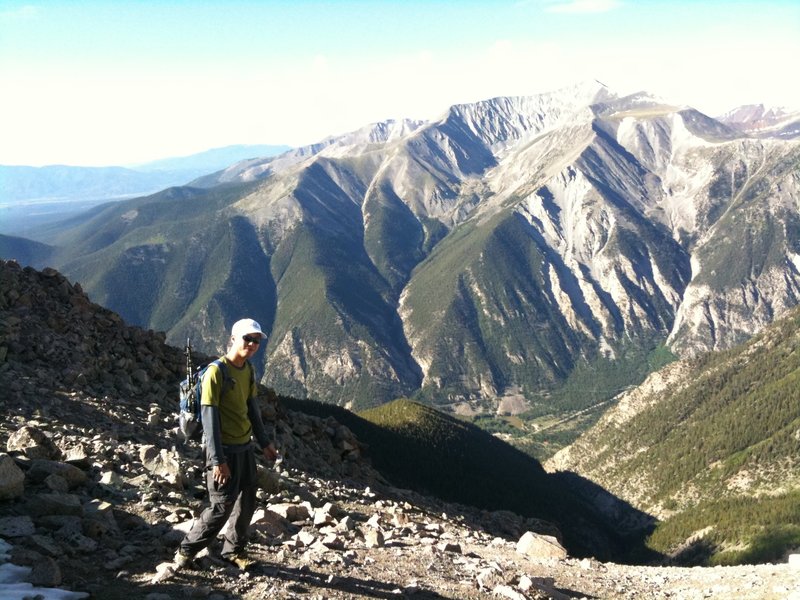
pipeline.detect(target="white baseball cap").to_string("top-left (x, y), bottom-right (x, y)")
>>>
top-left (231, 318), bottom-right (266, 340)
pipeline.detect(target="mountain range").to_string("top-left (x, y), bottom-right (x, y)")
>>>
top-left (2, 82), bottom-right (799, 428)
top-left (0, 144), bottom-right (291, 234)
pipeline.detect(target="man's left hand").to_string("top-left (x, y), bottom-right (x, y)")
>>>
top-left (263, 443), bottom-right (279, 462)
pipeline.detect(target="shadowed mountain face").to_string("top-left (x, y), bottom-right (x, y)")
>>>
top-left (10, 83), bottom-right (800, 413)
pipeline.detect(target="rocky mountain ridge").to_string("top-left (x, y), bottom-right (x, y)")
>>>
top-left (2, 260), bottom-right (799, 599)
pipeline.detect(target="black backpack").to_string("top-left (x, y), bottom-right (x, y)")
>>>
top-left (178, 345), bottom-right (234, 442)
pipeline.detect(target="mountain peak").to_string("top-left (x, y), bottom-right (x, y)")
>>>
top-left (552, 79), bottom-right (615, 104)
top-left (717, 103), bottom-right (792, 123)
top-left (356, 118), bottom-right (428, 144)
top-left (716, 104), bottom-right (800, 138)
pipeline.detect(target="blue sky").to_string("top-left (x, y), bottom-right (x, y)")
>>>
top-left (1, 0), bottom-right (798, 166)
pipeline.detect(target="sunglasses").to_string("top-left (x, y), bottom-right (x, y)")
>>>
top-left (242, 335), bottom-right (261, 345)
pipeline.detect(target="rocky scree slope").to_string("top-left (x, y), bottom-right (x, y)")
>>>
top-left (1, 259), bottom-right (800, 598)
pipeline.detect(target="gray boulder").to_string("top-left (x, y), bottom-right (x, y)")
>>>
top-left (0, 453), bottom-right (25, 499)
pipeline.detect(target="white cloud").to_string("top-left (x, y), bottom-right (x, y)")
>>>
top-left (543, 0), bottom-right (622, 14)
top-left (0, 4), bottom-right (39, 21)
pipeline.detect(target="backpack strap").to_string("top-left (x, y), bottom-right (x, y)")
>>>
top-left (210, 358), bottom-right (235, 398)
top-left (207, 359), bottom-right (254, 403)
top-left (213, 358), bottom-right (236, 392)
top-left (238, 360), bottom-right (256, 398)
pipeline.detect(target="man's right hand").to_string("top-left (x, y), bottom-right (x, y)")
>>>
top-left (212, 463), bottom-right (231, 485)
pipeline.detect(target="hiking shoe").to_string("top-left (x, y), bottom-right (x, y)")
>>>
top-left (224, 552), bottom-right (256, 570)
top-left (173, 550), bottom-right (196, 569)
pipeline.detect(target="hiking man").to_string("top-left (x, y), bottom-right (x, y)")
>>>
top-left (175, 318), bottom-right (278, 570)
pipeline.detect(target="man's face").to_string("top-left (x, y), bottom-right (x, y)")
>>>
top-left (234, 333), bottom-right (262, 358)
